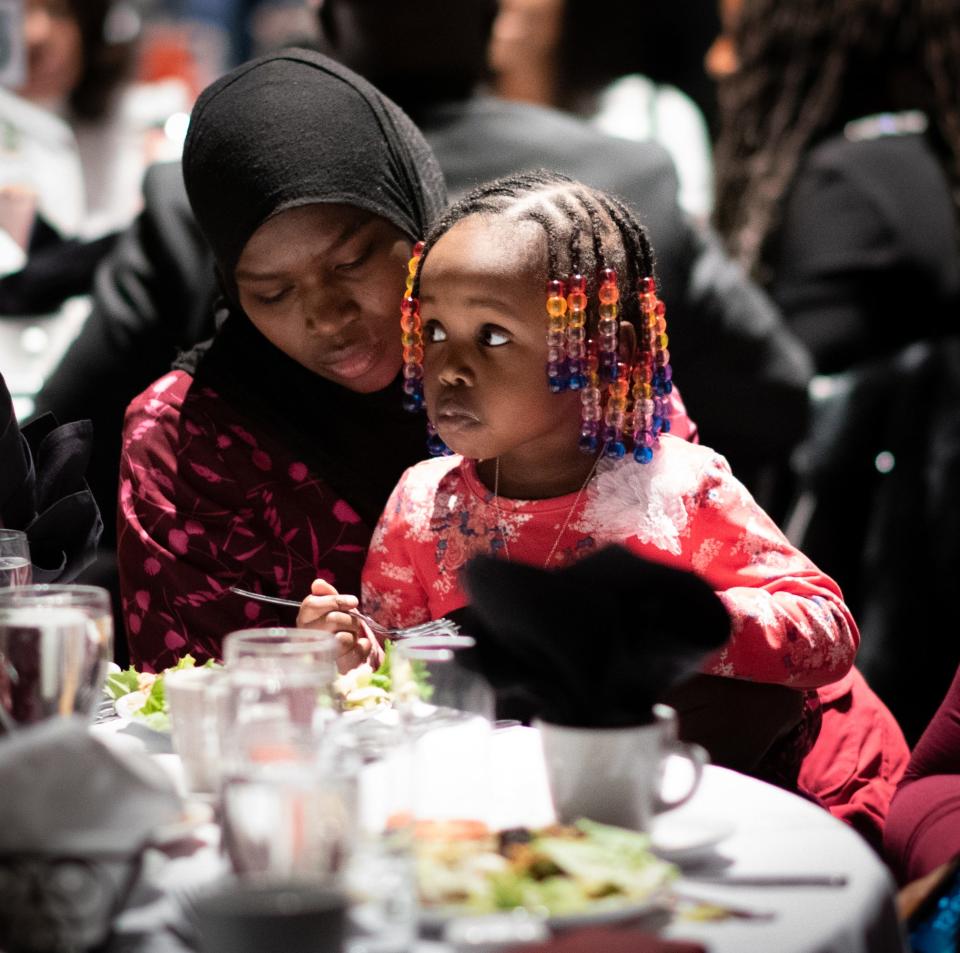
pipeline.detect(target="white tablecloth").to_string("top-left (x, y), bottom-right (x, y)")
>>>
top-left (94, 721), bottom-right (908, 953)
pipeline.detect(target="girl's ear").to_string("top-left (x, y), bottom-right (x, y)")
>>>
top-left (618, 320), bottom-right (637, 366)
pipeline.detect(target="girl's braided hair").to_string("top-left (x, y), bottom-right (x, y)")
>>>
top-left (411, 169), bottom-right (658, 336)
top-left (404, 170), bottom-right (672, 461)
top-left (713, 0), bottom-right (960, 278)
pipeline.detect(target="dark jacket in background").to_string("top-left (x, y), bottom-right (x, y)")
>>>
top-left (769, 127), bottom-right (960, 744)
top-left (768, 129), bottom-right (960, 374)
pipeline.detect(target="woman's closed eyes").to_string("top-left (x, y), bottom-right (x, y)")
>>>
top-left (252, 287), bottom-right (292, 306)
top-left (243, 242), bottom-right (377, 307)
top-left (333, 244), bottom-right (373, 273)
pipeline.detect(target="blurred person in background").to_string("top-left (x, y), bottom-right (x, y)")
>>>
top-left (141, 0), bottom-right (317, 79)
top-left (0, 0), bottom-right (187, 314)
top-left (489, 0), bottom-right (719, 221)
top-left (709, 0), bottom-right (960, 745)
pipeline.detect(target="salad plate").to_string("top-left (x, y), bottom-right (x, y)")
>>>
top-left (416, 818), bottom-right (676, 931)
top-left (419, 891), bottom-right (664, 932)
top-left (103, 655), bottom-right (219, 733)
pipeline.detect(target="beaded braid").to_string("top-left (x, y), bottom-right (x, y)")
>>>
top-left (400, 240), bottom-right (450, 455)
top-left (403, 169), bottom-right (674, 462)
top-left (400, 241), bottom-right (425, 412)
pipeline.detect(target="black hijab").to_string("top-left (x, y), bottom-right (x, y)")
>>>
top-left (177, 49), bottom-right (447, 525)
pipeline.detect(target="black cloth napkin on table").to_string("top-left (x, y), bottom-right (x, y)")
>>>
top-left (457, 544), bottom-right (731, 728)
top-left (0, 371), bottom-right (102, 582)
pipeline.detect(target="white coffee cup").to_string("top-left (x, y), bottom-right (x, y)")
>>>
top-left (534, 703), bottom-right (706, 831)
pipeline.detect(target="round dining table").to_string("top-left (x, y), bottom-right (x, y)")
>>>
top-left (94, 720), bottom-right (908, 953)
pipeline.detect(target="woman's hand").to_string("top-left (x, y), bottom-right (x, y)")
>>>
top-left (297, 578), bottom-right (373, 673)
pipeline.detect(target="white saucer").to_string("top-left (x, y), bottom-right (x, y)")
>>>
top-left (650, 813), bottom-right (735, 862)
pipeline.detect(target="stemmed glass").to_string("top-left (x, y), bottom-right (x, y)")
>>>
top-left (0, 529), bottom-right (31, 588)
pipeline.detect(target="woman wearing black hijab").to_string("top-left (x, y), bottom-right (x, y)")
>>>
top-left (116, 50), bottom-right (446, 673)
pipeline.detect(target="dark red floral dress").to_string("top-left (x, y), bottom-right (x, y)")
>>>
top-left (117, 371), bottom-right (372, 671)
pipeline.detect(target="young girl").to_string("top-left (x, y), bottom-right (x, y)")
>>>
top-left (300, 169), bottom-right (907, 846)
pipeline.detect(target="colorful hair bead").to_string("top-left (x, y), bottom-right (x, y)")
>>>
top-left (578, 343), bottom-right (602, 453)
top-left (602, 365), bottom-right (629, 458)
top-left (545, 278), bottom-right (569, 392)
top-left (539, 257), bottom-right (671, 465)
top-left (565, 274), bottom-right (588, 390)
top-left (630, 275), bottom-right (673, 462)
top-left (401, 241), bottom-right (426, 413)
top-left (596, 268), bottom-right (620, 383)
top-left (425, 418), bottom-right (452, 457)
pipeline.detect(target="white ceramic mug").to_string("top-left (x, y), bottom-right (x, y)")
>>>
top-left (534, 704), bottom-right (707, 831)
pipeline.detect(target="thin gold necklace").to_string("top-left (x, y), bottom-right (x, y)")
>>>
top-left (492, 451), bottom-right (604, 569)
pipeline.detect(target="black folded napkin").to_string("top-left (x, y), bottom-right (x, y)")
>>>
top-left (0, 372), bottom-right (102, 583)
top-left (458, 544), bottom-right (731, 728)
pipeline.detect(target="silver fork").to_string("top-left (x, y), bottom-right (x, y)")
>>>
top-left (228, 586), bottom-right (460, 641)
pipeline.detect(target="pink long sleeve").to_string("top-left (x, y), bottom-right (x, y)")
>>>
top-left (361, 440), bottom-right (858, 691)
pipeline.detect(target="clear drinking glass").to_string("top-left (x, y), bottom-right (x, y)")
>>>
top-left (216, 665), bottom-right (337, 767)
top-left (0, 529), bottom-right (31, 588)
top-left (220, 756), bottom-right (354, 883)
top-left (165, 665), bottom-right (227, 797)
top-left (393, 635), bottom-right (496, 843)
top-left (0, 584), bottom-right (114, 666)
top-left (392, 634), bottom-right (495, 728)
top-left (223, 627), bottom-right (339, 672)
top-left (216, 664), bottom-right (355, 884)
top-left (342, 730), bottom-right (417, 953)
top-left (0, 605), bottom-right (104, 731)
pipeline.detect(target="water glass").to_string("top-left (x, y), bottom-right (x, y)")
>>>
top-left (217, 665), bottom-right (337, 767)
top-left (0, 529), bottom-right (31, 588)
top-left (392, 634), bottom-right (495, 729)
top-left (344, 739), bottom-right (417, 953)
top-left (0, 605), bottom-right (103, 731)
top-left (0, 584), bottom-right (113, 667)
top-left (165, 665), bottom-right (226, 797)
top-left (222, 627), bottom-right (339, 673)
top-left (220, 757), bottom-right (354, 882)
top-left (392, 636), bottom-right (496, 839)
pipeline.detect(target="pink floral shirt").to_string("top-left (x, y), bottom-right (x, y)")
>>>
top-left (362, 436), bottom-right (859, 689)
top-left (118, 371), bottom-right (372, 671)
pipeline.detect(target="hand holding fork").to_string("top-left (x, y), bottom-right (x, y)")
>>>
top-left (229, 586), bottom-right (459, 641)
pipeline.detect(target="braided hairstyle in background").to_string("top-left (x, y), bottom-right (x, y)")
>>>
top-left (402, 169), bottom-right (674, 463)
top-left (713, 0), bottom-right (960, 278)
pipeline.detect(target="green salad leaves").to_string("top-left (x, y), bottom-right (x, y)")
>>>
top-left (103, 654), bottom-right (218, 733)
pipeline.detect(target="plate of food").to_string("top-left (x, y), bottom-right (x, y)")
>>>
top-left (334, 639), bottom-right (428, 712)
top-left (416, 818), bottom-right (677, 930)
top-left (103, 655), bottom-right (220, 732)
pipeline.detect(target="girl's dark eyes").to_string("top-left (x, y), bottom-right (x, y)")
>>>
top-left (479, 325), bottom-right (511, 346)
top-left (421, 322), bottom-right (511, 346)
top-left (423, 320), bottom-right (447, 343)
